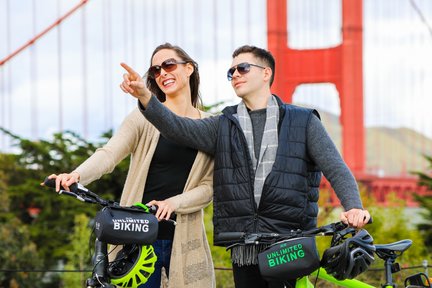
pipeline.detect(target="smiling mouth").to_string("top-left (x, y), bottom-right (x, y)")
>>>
top-left (163, 79), bottom-right (175, 86)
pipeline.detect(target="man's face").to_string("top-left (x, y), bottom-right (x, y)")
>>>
top-left (229, 53), bottom-right (267, 99)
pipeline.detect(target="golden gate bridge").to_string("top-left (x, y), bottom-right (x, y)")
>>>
top-left (1, 0), bottom-right (431, 206)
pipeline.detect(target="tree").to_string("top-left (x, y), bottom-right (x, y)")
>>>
top-left (412, 155), bottom-right (432, 248)
top-left (62, 214), bottom-right (92, 288)
top-left (0, 128), bottom-right (129, 285)
top-left (0, 164), bottom-right (43, 287)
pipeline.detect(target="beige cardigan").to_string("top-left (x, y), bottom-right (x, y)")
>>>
top-left (74, 108), bottom-right (215, 288)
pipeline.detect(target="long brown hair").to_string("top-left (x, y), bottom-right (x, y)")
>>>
top-left (146, 43), bottom-right (202, 108)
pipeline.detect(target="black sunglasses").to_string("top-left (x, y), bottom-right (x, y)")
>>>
top-left (148, 58), bottom-right (188, 79)
top-left (227, 62), bottom-right (266, 81)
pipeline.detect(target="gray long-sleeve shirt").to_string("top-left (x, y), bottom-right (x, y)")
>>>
top-left (139, 96), bottom-right (363, 211)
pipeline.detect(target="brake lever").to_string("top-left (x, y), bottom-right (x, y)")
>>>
top-left (58, 189), bottom-right (98, 204)
top-left (163, 218), bottom-right (177, 226)
top-left (318, 223), bottom-right (341, 235)
top-left (59, 190), bottom-right (84, 201)
top-left (244, 234), bottom-right (261, 244)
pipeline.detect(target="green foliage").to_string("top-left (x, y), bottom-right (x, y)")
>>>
top-left (203, 205), bottom-right (234, 288)
top-left (0, 217), bottom-right (43, 287)
top-left (415, 194), bottom-right (432, 247)
top-left (357, 204), bottom-right (427, 285)
top-left (412, 154), bottom-right (432, 248)
top-left (355, 188), bottom-right (429, 285)
top-left (314, 186), bottom-right (429, 287)
top-left (412, 155), bottom-right (432, 190)
top-left (63, 214), bottom-right (92, 288)
top-left (0, 160), bottom-right (11, 218)
top-left (0, 157), bottom-right (45, 287)
top-left (0, 127), bottom-right (129, 286)
top-left (201, 101), bottom-right (226, 114)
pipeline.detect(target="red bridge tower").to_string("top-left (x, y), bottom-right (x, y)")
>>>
top-left (267, 0), bottom-right (431, 206)
top-left (267, 0), bottom-right (364, 174)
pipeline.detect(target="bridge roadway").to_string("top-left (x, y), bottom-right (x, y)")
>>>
top-left (320, 174), bottom-right (431, 207)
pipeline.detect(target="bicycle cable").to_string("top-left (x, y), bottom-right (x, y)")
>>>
top-left (313, 268), bottom-right (320, 287)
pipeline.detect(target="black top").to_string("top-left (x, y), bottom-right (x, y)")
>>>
top-left (143, 135), bottom-right (197, 240)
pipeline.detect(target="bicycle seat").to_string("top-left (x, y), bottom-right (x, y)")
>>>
top-left (405, 272), bottom-right (432, 288)
top-left (375, 239), bottom-right (412, 260)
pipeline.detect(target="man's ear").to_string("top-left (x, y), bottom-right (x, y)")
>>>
top-left (263, 67), bottom-right (272, 83)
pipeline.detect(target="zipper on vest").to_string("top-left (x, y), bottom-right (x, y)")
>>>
top-left (253, 213), bottom-right (259, 232)
top-left (238, 122), bottom-right (258, 220)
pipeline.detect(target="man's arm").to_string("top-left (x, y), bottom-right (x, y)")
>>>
top-left (307, 114), bottom-right (370, 227)
top-left (307, 115), bottom-right (362, 209)
top-left (139, 96), bottom-right (219, 155)
top-left (119, 62), bottom-right (219, 155)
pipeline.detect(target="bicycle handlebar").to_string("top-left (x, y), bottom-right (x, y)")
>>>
top-left (216, 216), bottom-right (373, 249)
top-left (42, 177), bottom-right (175, 224)
top-left (215, 221), bottom-right (350, 247)
top-left (43, 177), bottom-right (108, 204)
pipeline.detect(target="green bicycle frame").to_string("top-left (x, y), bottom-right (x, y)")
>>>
top-left (295, 268), bottom-right (376, 288)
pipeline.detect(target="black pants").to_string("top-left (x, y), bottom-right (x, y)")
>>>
top-left (232, 263), bottom-right (296, 288)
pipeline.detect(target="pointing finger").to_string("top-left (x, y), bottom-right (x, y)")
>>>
top-left (120, 62), bottom-right (140, 78)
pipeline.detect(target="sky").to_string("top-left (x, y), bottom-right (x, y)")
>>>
top-left (1, 0), bottom-right (432, 153)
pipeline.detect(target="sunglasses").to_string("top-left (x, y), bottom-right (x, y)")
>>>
top-left (148, 58), bottom-right (188, 79)
top-left (227, 62), bottom-right (266, 81)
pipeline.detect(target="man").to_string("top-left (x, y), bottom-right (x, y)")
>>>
top-left (120, 45), bottom-right (371, 288)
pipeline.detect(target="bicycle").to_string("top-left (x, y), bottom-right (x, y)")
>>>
top-left (215, 221), bottom-right (431, 288)
top-left (42, 177), bottom-right (176, 288)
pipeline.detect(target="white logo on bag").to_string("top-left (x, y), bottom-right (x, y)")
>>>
top-left (112, 217), bottom-right (150, 232)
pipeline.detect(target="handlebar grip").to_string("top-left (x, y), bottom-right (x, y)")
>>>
top-left (147, 205), bottom-right (158, 214)
top-left (215, 232), bottom-right (245, 242)
top-left (146, 205), bottom-right (177, 225)
top-left (43, 177), bottom-right (78, 191)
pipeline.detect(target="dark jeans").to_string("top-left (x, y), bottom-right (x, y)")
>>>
top-left (232, 263), bottom-right (296, 288)
top-left (139, 239), bottom-right (173, 288)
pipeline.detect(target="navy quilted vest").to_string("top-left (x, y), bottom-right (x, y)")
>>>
top-left (213, 103), bottom-right (321, 246)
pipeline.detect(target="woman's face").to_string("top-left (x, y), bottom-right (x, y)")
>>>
top-left (150, 49), bottom-right (193, 97)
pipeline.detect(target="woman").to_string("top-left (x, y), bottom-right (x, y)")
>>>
top-left (49, 43), bottom-right (215, 288)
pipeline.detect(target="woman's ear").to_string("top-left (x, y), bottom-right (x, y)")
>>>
top-left (186, 62), bottom-right (195, 77)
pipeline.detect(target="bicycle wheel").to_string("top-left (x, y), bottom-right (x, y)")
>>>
top-left (108, 244), bottom-right (157, 287)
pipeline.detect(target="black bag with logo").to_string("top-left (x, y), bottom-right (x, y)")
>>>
top-left (94, 206), bottom-right (158, 245)
top-left (258, 237), bottom-right (320, 281)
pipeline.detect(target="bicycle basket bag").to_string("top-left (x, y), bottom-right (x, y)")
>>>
top-left (258, 237), bottom-right (320, 281)
top-left (94, 206), bottom-right (158, 245)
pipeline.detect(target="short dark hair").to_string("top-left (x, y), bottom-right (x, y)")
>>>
top-left (146, 43), bottom-right (202, 108)
top-left (232, 45), bottom-right (275, 86)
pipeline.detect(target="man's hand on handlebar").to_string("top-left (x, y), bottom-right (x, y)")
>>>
top-left (340, 208), bottom-right (371, 229)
